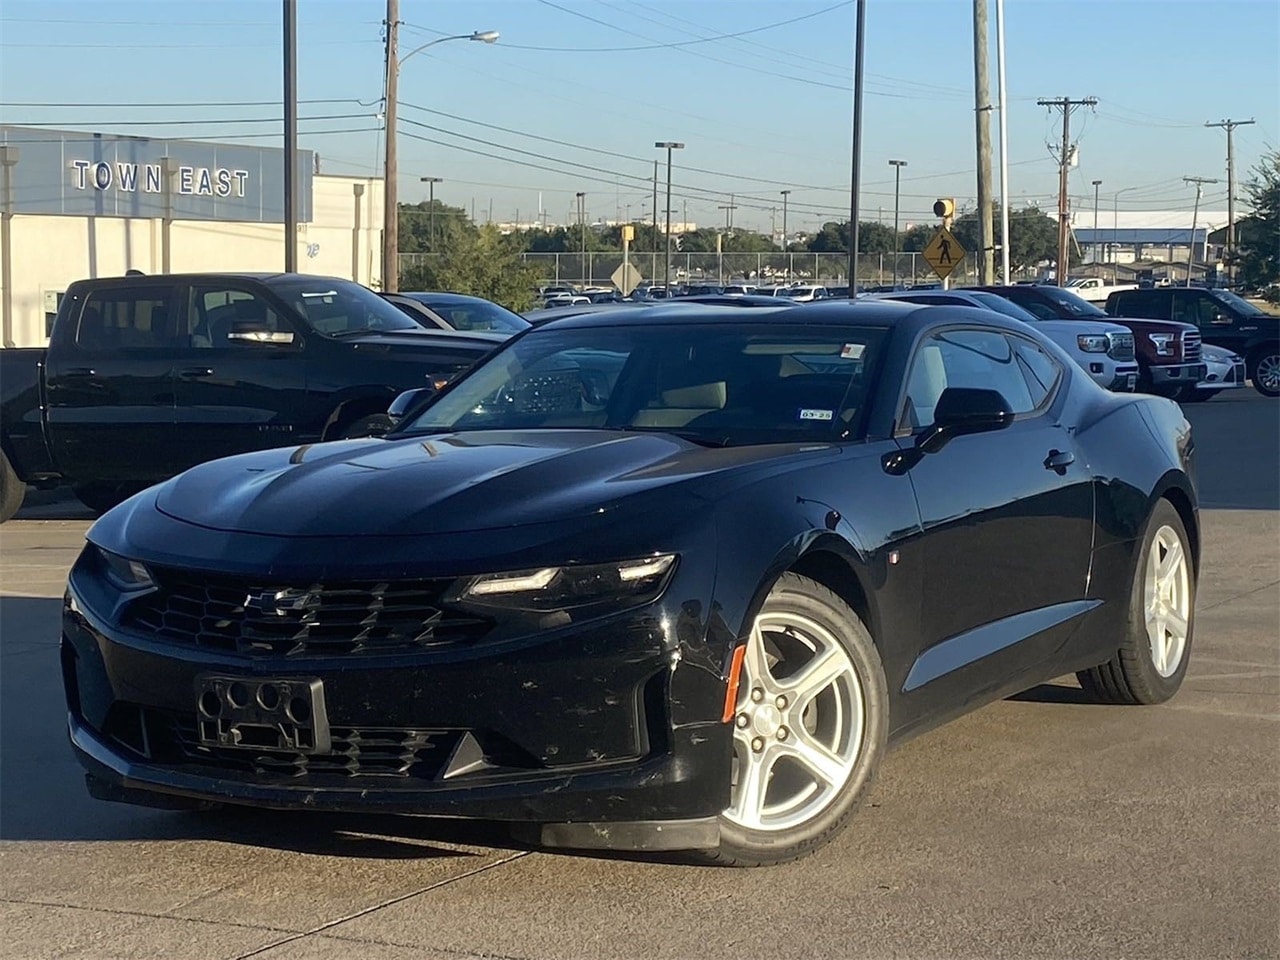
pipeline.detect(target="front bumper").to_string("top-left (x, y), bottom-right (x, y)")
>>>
top-left (1149, 362), bottom-right (1208, 385)
top-left (62, 575), bottom-right (734, 849)
top-left (1196, 358), bottom-right (1247, 391)
top-left (1106, 364), bottom-right (1140, 392)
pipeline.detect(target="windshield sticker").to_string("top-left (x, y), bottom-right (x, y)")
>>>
top-left (799, 408), bottom-right (834, 421)
top-left (840, 343), bottom-right (864, 359)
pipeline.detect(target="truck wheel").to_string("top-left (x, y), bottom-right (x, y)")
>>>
top-left (1249, 347), bottom-right (1280, 398)
top-left (73, 483), bottom-right (129, 516)
top-left (341, 414), bottom-right (394, 439)
top-left (0, 452), bottom-right (26, 523)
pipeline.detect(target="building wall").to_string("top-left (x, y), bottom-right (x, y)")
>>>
top-left (2, 175), bottom-right (383, 347)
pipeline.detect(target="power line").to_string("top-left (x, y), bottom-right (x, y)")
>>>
top-left (5, 114), bottom-right (372, 128)
top-left (3, 98), bottom-right (375, 108)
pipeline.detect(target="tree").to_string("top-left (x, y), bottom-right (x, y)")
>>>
top-left (400, 225), bottom-right (542, 311)
top-left (950, 204), bottom-right (1071, 273)
top-left (1235, 150), bottom-right (1280, 295)
top-left (398, 200), bottom-right (472, 254)
top-left (794, 220), bottom-right (895, 253)
top-left (901, 224), bottom-right (934, 253)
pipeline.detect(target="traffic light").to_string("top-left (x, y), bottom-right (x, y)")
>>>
top-left (932, 198), bottom-right (955, 219)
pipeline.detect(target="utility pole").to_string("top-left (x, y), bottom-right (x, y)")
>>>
top-left (576, 191), bottom-right (586, 288)
top-left (1183, 176), bottom-right (1218, 286)
top-left (1205, 118), bottom-right (1255, 279)
top-left (650, 160), bottom-right (659, 285)
top-left (655, 142), bottom-right (684, 293)
top-left (717, 199), bottom-right (737, 232)
top-left (381, 0), bottom-right (400, 291)
top-left (1037, 96), bottom-right (1097, 285)
top-left (780, 189), bottom-right (790, 278)
top-left (1091, 179), bottom-right (1102, 264)
top-left (420, 176), bottom-right (442, 249)
top-left (972, 0), bottom-right (994, 284)
top-left (283, 0), bottom-right (298, 273)
top-left (889, 160), bottom-right (907, 288)
top-left (847, 0), bottom-right (867, 295)
top-left (994, 0), bottom-right (1011, 284)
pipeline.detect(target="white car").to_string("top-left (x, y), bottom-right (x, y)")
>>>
top-left (782, 285), bottom-right (830, 302)
top-left (543, 294), bottom-right (590, 308)
top-left (1182, 343), bottom-right (1247, 403)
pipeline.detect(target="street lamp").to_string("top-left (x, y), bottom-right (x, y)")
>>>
top-left (1091, 179), bottom-right (1102, 265)
top-left (382, 23), bottom-right (498, 291)
top-left (1111, 185), bottom-right (1145, 284)
top-left (420, 176), bottom-right (443, 250)
top-left (576, 191), bottom-right (587, 287)
top-left (780, 189), bottom-right (791, 281)
top-left (889, 160), bottom-right (907, 288)
top-left (655, 142), bottom-right (684, 292)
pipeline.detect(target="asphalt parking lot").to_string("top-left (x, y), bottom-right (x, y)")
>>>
top-left (1, 391), bottom-right (1276, 960)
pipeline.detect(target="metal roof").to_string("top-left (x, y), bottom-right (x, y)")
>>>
top-left (1075, 228), bottom-right (1208, 245)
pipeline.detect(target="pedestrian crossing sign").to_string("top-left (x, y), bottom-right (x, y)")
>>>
top-left (922, 227), bottom-right (966, 280)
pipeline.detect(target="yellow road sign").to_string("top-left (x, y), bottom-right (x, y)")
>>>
top-left (922, 227), bottom-right (966, 280)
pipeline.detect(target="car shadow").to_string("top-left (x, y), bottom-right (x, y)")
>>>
top-left (1006, 679), bottom-right (1094, 705)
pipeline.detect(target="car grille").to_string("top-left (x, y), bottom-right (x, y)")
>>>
top-left (125, 568), bottom-right (493, 656)
top-left (1107, 332), bottom-right (1136, 361)
top-left (153, 710), bottom-right (459, 779)
top-left (1181, 331), bottom-right (1202, 362)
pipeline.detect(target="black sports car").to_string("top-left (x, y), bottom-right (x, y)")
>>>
top-left (63, 301), bottom-right (1198, 865)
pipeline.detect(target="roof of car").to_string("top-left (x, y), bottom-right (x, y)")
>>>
top-left (539, 298), bottom-right (961, 330)
top-left (74, 272), bottom-right (348, 284)
top-left (397, 291), bottom-right (496, 305)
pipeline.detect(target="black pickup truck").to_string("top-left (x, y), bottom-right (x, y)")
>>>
top-left (0, 273), bottom-right (506, 521)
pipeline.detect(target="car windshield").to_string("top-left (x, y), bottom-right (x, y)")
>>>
top-left (1209, 289), bottom-right (1265, 316)
top-left (409, 295), bottom-right (530, 333)
top-left (398, 323), bottom-right (887, 446)
top-left (272, 279), bottom-right (420, 335)
top-left (1034, 286), bottom-right (1109, 317)
top-left (969, 292), bottom-right (1040, 323)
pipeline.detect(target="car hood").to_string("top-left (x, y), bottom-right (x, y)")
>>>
top-left (1105, 316), bottom-right (1198, 335)
top-left (153, 430), bottom-right (837, 538)
top-left (339, 330), bottom-right (508, 350)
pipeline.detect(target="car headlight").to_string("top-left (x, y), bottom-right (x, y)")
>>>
top-left (1149, 333), bottom-right (1175, 356)
top-left (459, 555), bottom-right (676, 611)
top-left (95, 546), bottom-right (154, 590)
top-left (1077, 334), bottom-right (1110, 353)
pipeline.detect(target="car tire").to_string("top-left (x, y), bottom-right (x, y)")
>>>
top-left (0, 451), bottom-right (26, 523)
top-left (1077, 499), bottom-right (1195, 705)
top-left (704, 572), bottom-right (888, 867)
top-left (1248, 346), bottom-right (1280, 398)
top-left (73, 483), bottom-right (130, 517)
top-left (341, 413), bottom-right (395, 439)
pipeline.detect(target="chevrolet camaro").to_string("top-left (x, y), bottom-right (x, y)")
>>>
top-left (62, 301), bottom-right (1198, 865)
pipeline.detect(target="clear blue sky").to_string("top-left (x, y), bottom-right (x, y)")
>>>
top-left (2, 0), bottom-right (1277, 233)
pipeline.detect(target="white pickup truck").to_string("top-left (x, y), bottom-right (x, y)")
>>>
top-left (1066, 277), bottom-right (1138, 303)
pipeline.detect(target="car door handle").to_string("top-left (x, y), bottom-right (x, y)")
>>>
top-left (1044, 449), bottom-right (1075, 473)
top-left (178, 366), bottom-right (215, 380)
top-left (63, 367), bottom-right (96, 378)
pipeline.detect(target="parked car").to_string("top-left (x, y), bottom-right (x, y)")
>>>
top-left (0, 273), bottom-right (505, 522)
top-left (1065, 277), bottom-right (1138, 303)
top-left (65, 300), bottom-right (1198, 865)
top-left (723, 285), bottom-right (756, 296)
top-left (678, 284), bottom-right (726, 297)
top-left (1104, 287), bottom-right (1279, 397)
top-left (874, 289), bottom-right (1139, 391)
top-left (1185, 344), bottom-right (1248, 402)
top-left (783, 285), bottom-right (831, 302)
top-left (543, 293), bottom-right (591, 308)
top-left (974, 285), bottom-right (1204, 398)
top-left (381, 292), bottom-right (530, 334)
top-left (752, 286), bottom-right (794, 297)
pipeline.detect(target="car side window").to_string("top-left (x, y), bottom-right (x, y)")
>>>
top-left (901, 328), bottom-right (1036, 431)
top-left (186, 287), bottom-right (287, 348)
top-left (76, 286), bottom-right (177, 349)
top-left (1010, 335), bottom-right (1062, 409)
top-left (1005, 293), bottom-right (1057, 321)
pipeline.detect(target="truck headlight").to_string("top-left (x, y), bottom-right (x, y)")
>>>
top-left (1149, 333), bottom-right (1175, 356)
top-left (460, 555), bottom-right (676, 611)
top-left (1077, 334), bottom-right (1110, 353)
top-left (95, 546), bottom-right (154, 591)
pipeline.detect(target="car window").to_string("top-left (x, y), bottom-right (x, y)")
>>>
top-left (1010, 336), bottom-right (1062, 408)
top-left (185, 287), bottom-right (288, 347)
top-left (1003, 292), bottom-right (1058, 321)
top-left (1208, 289), bottom-right (1264, 317)
top-left (401, 324), bottom-right (887, 446)
top-left (902, 328), bottom-right (1036, 430)
top-left (1172, 291), bottom-right (1229, 327)
top-left (270, 279), bottom-right (420, 336)
top-left (968, 292), bottom-right (1040, 323)
top-left (76, 286), bottom-right (176, 349)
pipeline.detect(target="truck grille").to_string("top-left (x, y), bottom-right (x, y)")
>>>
top-left (125, 568), bottom-right (493, 656)
top-left (1181, 331), bottom-right (1202, 362)
top-left (1107, 332), bottom-right (1135, 361)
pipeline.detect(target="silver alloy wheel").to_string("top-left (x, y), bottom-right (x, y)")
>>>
top-left (1256, 354), bottom-right (1280, 394)
top-left (1144, 525), bottom-right (1191, 678)
top-left (724, 610), bottom-right (864, 832)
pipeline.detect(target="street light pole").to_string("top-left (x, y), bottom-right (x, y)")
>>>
top-left (889, 160), bottom-right (907, 288)
top-left (847, 0), bottom-right (868, 296)
top-left (655, 142), bottom-right (684, 293)
top-left (780, 189), bottom-right (790, 280)
top-left (1183, 176), bottom-right (1218, 286)
top-left (1091, 179), bottom-right (1101, 265)
top-left (381, 20), bottom-right (498, 291)
top-left (576, 191), bottom-right (587, 287)
top-left (283, 0), bottom-right (298, 273)
top-left (420, 176), bottom-right (442, 250)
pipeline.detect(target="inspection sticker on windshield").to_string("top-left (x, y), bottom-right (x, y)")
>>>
top-left (799, 409), bottom-right (833, 421)
top-left (840, 343), bottom-right (865, 359)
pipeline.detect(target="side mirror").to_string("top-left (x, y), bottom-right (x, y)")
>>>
top-left (387, 386), bottom-right (436, 422)
top-left (227, 321), bottom-right (294, 345)
top-left (917, 387), bottom-right (1015, 454)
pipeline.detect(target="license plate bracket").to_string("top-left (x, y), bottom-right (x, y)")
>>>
top-left (195, 675), bottom-right (331, 753)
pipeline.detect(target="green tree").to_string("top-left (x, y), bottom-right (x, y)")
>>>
top-left (1234, 151), bottom-right (1280, 295)
top-left (400, 225), bottom-right (542, 312)
top-left (950, 204), bottom-right (1071, 273)
top-left (398, 200), bottom-right (473, 253)
top-left (901, 223), bottom-right (935, 253)
top-left (794, 220), bottom-right (896, 254)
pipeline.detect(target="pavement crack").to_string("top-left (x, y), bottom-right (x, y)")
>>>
top-left (1198, 578), bottom-right (1280, 612)
top-left (0, 896), bottom-right (296, 934)
top-left (229, 850), bottom-right (531, 960)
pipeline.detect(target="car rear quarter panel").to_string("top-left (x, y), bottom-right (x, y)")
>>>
top-left (0, 348), bottom-right (54, 478)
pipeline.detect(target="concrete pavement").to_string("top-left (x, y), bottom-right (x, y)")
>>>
top-left (1, 391), bottom-right (1276, 960)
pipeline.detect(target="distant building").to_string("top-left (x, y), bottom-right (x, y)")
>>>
top-left (1070, 209), bottom-right (1227, 265)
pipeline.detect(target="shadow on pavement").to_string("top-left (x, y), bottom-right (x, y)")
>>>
top-left (1181, 393), bottom-right (1279, 510)
top-left (1007, 681), bottom-right (1094, 705)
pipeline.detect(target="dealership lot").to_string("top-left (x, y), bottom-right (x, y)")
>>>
top-left (1, 392), bottom-right (1276, 960)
